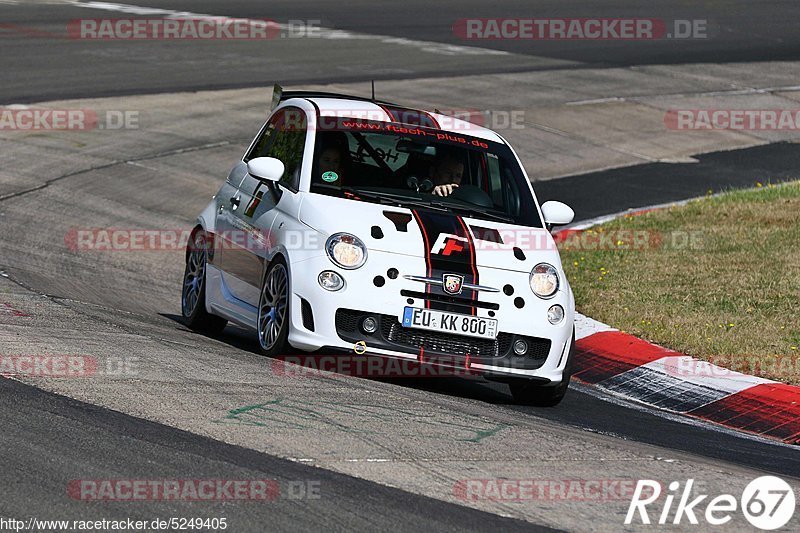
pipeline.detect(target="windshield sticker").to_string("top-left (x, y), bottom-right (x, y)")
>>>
top-left (353, 145), bottom-right (400, 164)
top-left (339, 120), bottom-right (490, 149)
top-left (321, 171), bottom-right (339, 183)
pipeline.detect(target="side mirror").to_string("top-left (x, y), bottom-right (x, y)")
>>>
top-left (247, 157), bottom-right (285, 182)
top-left (541, 201), bottom-right (574, 229)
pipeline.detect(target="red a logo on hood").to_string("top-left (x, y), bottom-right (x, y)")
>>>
top-left (431, 233), bottom-right (468, 256)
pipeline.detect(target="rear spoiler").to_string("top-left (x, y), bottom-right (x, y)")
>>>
top-left (269, 84), bottom-right (444, 129)
top-left (269, 83), bottom-right (398, 110)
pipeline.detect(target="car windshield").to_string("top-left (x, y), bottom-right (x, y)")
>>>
top-left (309, 118), bottom-right (542, 227)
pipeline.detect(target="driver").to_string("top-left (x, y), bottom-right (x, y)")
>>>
top-left (429, 152), bottom-right (464, 197)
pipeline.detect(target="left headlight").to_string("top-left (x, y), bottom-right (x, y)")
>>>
top-left (326, 233), bottom-right (367, 269)
top-left (529, 263), bottom-right (559, 298)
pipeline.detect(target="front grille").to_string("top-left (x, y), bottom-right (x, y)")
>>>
top-left (498, 333), bottom-right (513, 355)
top-left (524, 337), bottom-right (551, 361)
top-left (386, 320), bottom-right (505, 358)
top-left (335, 308), bottom-right (551, 368)
top-left (335, 309), bottom-right (361, 333)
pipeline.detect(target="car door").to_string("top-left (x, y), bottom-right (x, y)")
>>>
top-left (225, 106), bottom-right (308, 307)
top-left (207, 158), bottom-right (249, 302)
top-left (212, 110), bottom-right (280, 306)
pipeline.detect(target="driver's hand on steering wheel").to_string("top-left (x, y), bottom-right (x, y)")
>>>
top-left (432, 183), bottom-right (459, 197)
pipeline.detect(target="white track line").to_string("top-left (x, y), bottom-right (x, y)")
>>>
top-left (69, 1), bottom-right (510, 57)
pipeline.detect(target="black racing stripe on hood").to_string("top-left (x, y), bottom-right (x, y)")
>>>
top-left (411, 209), bottom-right (478, 314)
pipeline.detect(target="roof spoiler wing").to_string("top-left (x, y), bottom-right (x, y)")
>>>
top-left (276, 88), bottom-right (398, 107)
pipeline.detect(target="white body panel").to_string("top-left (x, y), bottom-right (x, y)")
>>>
top-left (193, 95), bottom-right (576, 383)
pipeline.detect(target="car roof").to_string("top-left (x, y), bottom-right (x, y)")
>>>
top-left (280, 91), bottom-right (505, 144)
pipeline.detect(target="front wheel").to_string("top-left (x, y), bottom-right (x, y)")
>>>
top-left (257, 260), bottom-right (290, 357)
top-left (181, 230), bottom-right (227, 336)
top-left (509, 378), bottom-right (569, 407)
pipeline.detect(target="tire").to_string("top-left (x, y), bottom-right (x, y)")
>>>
top-left (509, 378), bottom-right (569, 407)
top-left (509, 328), bottom-right (575, 407)
top-left (257, 259), bottom-right (290, 357)
top-left (181, 229), bottom-right (228, 336)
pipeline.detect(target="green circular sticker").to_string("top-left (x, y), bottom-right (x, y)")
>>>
top-left (321, 171), bottom-right (339, 183)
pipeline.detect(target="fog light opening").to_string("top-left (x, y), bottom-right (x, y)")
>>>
top-left (361, 316), bottom-right (378, 334)
top-left (513, 339), bottom-right (528, 356)
top-left (318, 270), bottom-right (344, 291)
top-left (548, 304), bottom-right (565, 325)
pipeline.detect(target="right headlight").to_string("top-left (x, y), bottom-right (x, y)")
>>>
top-left (326, 233), bottom-right (367, 269)
top-left (529, 263), bottom-right (559, 298)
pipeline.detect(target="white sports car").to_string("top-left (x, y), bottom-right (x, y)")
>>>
top-left (182, 90), bottom-right (577, 405)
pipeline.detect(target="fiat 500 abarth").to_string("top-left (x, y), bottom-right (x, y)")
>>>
top-left (182, 91), bottom-right (577, 405)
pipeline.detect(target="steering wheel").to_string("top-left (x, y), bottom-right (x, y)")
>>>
top-left (449, 184), bottom-right (494, 209)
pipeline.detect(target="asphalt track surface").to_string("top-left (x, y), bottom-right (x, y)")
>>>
top-left (2, 0), bottom-right (800, 103)
top-left (1, 1), bottom-right (800, 531)
top-left (535, 142), bottom-right (800, 220)
top-left (0, 378), bottom-right (549, 532)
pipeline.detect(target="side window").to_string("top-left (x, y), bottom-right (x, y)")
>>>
top-left (246, 115), bottom-right (280, 162)
top-left (268, 109), bottom-right (306, 190)
top-left (244, 107), bottom-right (307, 190)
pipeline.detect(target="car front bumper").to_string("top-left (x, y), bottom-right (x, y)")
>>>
top-left (285, 251), bottom-right (574, 382)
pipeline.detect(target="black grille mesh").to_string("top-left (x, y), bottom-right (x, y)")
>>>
top-left (387, 321), bottom-right (503, 358)
top-left (335, 309), bottom-right (551, 363)
top-left (335, 309), bottom-right (361, 333)
top-left (301, 298), bottom-right (315, 332)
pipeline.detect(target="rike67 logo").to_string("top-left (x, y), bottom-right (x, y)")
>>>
top-left (626, 476), bottom-right (795, 530)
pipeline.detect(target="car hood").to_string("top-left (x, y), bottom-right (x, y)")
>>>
top-left (299, 193), bottom-right (563, 273)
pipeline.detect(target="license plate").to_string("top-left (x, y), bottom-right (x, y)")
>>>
top-left (402, 307), bottom-right (498, 340)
